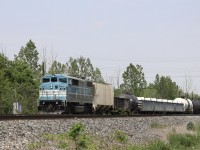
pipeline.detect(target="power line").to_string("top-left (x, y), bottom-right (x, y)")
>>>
top-left (103, 75), bottom-right (200, 79)
top-left (58, 55), bottom-right (200, 63)
top-left (89, 56), bottom-right (200, 63)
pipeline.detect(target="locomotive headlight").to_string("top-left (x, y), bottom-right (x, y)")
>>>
top-left (59, 86), bottom-right (64, 90)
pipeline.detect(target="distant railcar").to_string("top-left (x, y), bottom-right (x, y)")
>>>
top-left (174, 98), bottom-right (193, 113)
top-left (191, 100), bottom-right (200, 114)
top-left (114, 94), bottom-right (138, 114)
top-left (138, 100), bottom-right (184, 113)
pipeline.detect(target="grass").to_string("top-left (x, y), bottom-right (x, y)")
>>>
top-left (168, 133), bottom-right (199, 150)
top-left (28, 122), bottom-right (200, 150)
top-left (150, 122), bottom-right (167, 129)
top-left (28, 142), bottom-right (46, 150)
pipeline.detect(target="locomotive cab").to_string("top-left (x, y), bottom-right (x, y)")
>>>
top-left (38, 74), bottom-right (68, 114)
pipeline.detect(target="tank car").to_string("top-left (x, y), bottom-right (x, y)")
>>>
top-left (174, 98), bottom-right (193, 113)
top-left (136, 97), bottom-right (189, 114)
top-left (137, 97), bottom-right (195, 114)
top-left (114, 94), bottom-right (138, 114)
top-left (191, 100), bottom-right (200, 114)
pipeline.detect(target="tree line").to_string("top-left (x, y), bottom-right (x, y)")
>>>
top-left (0, 40), bottom-right (199, 114)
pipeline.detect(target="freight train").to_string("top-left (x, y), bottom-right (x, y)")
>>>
top-left (38, 74), bottom-right (200, 114)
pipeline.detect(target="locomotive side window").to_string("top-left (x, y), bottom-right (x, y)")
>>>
top-left (42, 78), bottom-right (50, 83)
top-left (72, 79), bottom-right (79, 86)
top-left (51, 77), bottom-right (57, 82)
top-left (87, 81), bottom-right (93, 87)
top-left (79, 81), bottom-right (85, 87)
top-left (59, 78), bottom-right (67, 83)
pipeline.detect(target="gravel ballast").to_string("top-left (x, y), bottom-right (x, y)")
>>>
top-left (0, 116), bottom-right (200, 150)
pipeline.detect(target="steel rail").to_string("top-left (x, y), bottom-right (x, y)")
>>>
top-left (0, 114), bottom-right (200, 121)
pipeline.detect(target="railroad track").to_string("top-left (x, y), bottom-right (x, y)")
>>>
top-left (0, 114), bottom-right (139, 120)
top-left (0, 114), bottom-right (200, 121)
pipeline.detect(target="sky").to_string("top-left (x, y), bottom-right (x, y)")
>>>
top-left (1, 0), bottom-right (200, 94)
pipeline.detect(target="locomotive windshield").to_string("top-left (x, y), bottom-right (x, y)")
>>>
top-left (42, 77), bottom-right (66, 83)
top-left (59, 78), bottom-right (67, 83)
top-left (42, 78), bottom-right (50, 83)
top-left (51, 77), bottom-right (57, 82)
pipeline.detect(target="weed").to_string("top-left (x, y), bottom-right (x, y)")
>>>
top-left (114, 130), bottom-right (128, 144)
top-left (147, 140), bottom-right (170, 150)
top-left (150, 122), bottom-right (167, 129)
top-left (168, 133), bottom-right (198, 149)
top-left (187, 121), bottom-right (195, 131)
top-left (28, 142), bottom-right (45, 150)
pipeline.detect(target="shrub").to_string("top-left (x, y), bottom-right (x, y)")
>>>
top-left (147, 140), bottom-right (170, 150)
top-left (187, 121), bottom-right (195, 131)
top-left (169, 133), bottom-right (198, 149)
top-left (67, 122), bottom-right (96, 150)
top-left (114, 130), bottom-right (128, 144)
top-left (68, 123), bottom-right (84, 138)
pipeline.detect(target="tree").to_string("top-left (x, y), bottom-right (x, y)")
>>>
top-left (120, 63), bottom-right (147, 96)
top-left (66, 56), bottom-right (104, 83)
top-left (48, 60), bottom-right (66, 74)
top-left (91, 67), bottom-right (104, 83)
top-left (14, 40), bottom-right (39, 74)
top-left (114, 88), bottom-right (122, 97)
top-left (153, 74), bottom-right (179, 99)
top-left (143, 83), bottom-right (158, 98)
top-left (0, 53), bottom-right (13, 114)
top-left (0, 52), bottom-right (38, 114)
top-left (10, 60), bottom-right (38, 114)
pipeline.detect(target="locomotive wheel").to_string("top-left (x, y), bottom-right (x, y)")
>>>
top-left (46, 104), bottom-right (55, 113)
top-left (84, 104), bottom-right (93, 114)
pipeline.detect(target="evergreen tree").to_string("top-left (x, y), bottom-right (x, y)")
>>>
top-left (10, 60), bottom-right (38, 114)
top-left (14, 39), bottom-right (39, 74)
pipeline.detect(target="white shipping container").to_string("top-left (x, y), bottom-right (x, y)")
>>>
top-left (93, 82), bottom-right (114, 109)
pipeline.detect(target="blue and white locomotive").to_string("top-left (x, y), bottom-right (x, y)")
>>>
top-left (38, 74), bottom-right (114, 114)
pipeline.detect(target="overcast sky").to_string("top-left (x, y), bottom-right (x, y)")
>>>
top-left (1, 0), bottom-right (200, 94)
